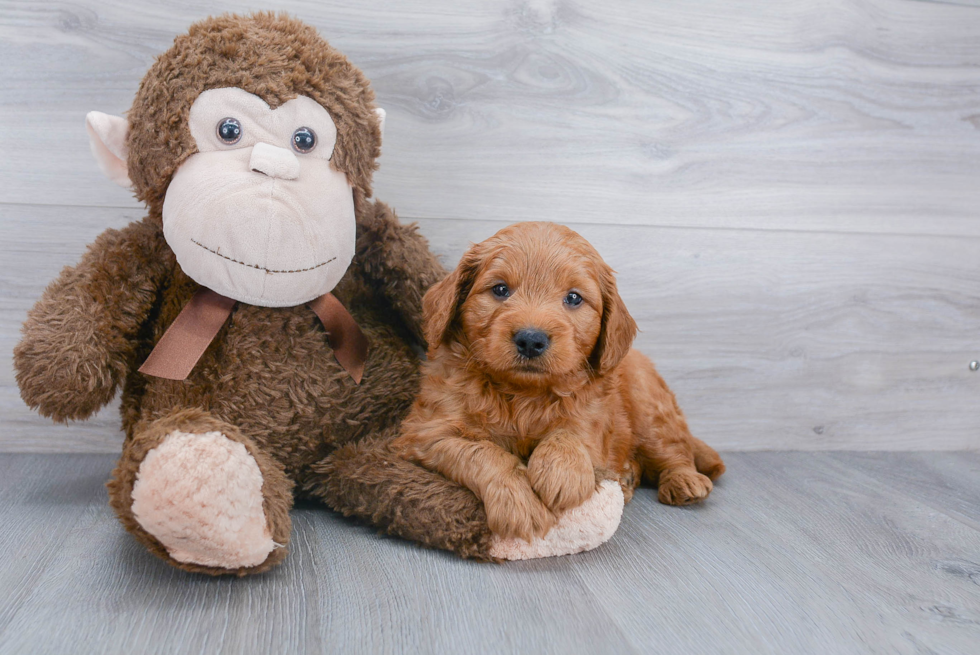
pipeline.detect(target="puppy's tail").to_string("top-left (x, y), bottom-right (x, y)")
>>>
top-left (692, 437), bottom-right (725, 481)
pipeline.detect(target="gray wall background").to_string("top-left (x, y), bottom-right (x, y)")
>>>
top-left (1, 0), bottom-right (978, 452)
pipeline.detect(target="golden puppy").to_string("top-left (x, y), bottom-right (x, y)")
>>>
top-left (393, 222), bottom-right (724, 542)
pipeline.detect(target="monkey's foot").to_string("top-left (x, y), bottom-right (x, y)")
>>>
top-left (130, 430), bottom-right (278, 569)
top-left (488, 480), bottom-right (624, 560)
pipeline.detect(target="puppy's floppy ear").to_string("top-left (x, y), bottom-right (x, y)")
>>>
top-left (422, 245), bottom-right (483, 349)
top-left (589, 264), bottom-right (638, 376)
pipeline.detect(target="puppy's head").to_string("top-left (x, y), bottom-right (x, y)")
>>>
top-left (424, 222), bottom-right (637, 385)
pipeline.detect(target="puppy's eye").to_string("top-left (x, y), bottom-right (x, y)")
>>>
top-left (216, 118), bottom-right (242, 144)
top-left (491, 283), bottom-right (510, 299)
top-left (564, 291), bottom-right (583, 306)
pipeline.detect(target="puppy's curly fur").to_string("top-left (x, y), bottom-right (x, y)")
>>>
top-left (393, 222), bottom-right (725, 541)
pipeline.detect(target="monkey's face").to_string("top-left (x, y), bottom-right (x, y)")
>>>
top-left (160, 87), bottom-right (356, 307)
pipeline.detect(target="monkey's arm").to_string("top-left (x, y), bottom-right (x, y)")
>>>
top-left (354, 200), bottom-right (446, 344)
top-left (13, 218), bottom-right (170, 422)
top-left (306, 427), bottom-right (498, 561)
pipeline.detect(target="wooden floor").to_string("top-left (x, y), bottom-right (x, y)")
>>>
top-left (0, 452), bottom-right (977, 654)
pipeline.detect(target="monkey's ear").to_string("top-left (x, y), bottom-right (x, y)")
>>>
top-left (85, 111), bottom-right (132, 188)
top-left (374, 108), bottom-right (386, 143)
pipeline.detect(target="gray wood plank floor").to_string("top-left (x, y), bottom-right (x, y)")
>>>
top-left (0, 453), bottom-right (977, 655)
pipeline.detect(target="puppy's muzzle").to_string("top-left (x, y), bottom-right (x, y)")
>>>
top-left (513, 328), bottom-right (550, 359)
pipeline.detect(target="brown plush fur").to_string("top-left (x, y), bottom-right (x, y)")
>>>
top-left (393, 222), bottom-right (725, 542)
top-left (309, 427), bottom-right (497, 561)
top-left (128, 12), bottom-right (381, 211)
top-left (13, 14), bottom-right (494, 573)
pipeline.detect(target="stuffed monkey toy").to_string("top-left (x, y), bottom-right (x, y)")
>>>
top-left (13, 13), bottom-right (622, 575)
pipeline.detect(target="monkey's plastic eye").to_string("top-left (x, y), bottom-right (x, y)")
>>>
top-left (491, 283), bottom-right (510, 299)
top-left (564, 291), bottom-right (583, 306)
top-left (216, 118), bottom-right (242, 144)
top-left (292, 127), bottom-right (317, 153)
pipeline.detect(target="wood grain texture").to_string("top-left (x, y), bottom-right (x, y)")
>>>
top-left (0, 452), bottom-right (978, 654)
top-left (2, 206), bottom-right (977, 452)
top-left (1, 0), bottom-right (978, 451)
top-left (1, 0), bottom-right (980, 236)
top-left (826, 451), bottom-right (980, 529)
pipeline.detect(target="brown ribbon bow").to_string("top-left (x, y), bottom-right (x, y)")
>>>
top-left (138, 288), bottom-right (369, 384)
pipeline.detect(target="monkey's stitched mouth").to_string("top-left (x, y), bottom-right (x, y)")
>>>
top-left (190, 239), bottom-right (336, 274)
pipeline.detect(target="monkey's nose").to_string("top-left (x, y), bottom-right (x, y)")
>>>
top-left (513, 328), bottom-right (550, 359)
top-left (249, 142), bottom-right (300, 180)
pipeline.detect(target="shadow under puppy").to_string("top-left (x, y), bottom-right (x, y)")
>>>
top-left (393, 222), bottom-right (725, 549)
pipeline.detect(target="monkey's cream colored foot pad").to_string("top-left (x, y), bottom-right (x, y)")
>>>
top-left (489, 481), bottom-right (624, 560)
top-left (131, 431), bottom-right (274, 569)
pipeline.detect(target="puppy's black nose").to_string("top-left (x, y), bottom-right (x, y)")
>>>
top-left (513, 329), bottom-right (550, 359)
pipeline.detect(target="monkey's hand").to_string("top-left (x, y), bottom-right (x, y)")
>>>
top-left (354, 200), bottom-right (446, 344)
top-left (14, 218), bottom-right (169, 422)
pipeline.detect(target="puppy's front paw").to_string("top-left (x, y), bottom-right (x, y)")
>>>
top-left (658, 469), bottom-right (713, 506)
top-left (527, 439), bottom-right (595, 513)
top-left (484, 476), bottom-right (556, 542)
